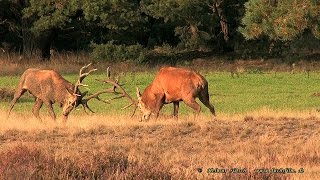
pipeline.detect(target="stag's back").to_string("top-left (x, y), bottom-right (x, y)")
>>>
top-left (150, 67), bottom-right (207, 99)
top-left (18, 68), bottom-right (74, 102)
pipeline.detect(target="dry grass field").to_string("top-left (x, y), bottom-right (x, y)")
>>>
top-left (1, 54), bottom-right (320, 179)
top-left (1, 109), bottom-right (320, 179)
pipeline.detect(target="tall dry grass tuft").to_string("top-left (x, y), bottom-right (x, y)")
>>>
top-left (0, 52), bottom-right (150, 76)
top-left (0, 88), bottom-right (14, 101)
top-left (0, 52), bottom-right (92, 75)
top-left (2, 52), bottom-right (320, 76)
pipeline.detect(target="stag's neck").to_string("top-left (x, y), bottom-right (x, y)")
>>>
top-left (141, 84), bottom-right (164, 112)
top-left (55, 82), bottom-right (75, 105)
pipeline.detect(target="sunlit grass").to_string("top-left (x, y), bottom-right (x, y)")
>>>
top-left (2, 71), bottom-right (320, 118)
top-left (1, 56), bottom-right (320, 179)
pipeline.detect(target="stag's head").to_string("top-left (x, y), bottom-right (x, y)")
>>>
top-left (136, 87), bottom-right (152, 120)
top-left (62, 63), bottom-right (97, 118)
top-left (96, 72), bottom-right (155, 121)
top-left (62, 89), bottom-right (79, 117)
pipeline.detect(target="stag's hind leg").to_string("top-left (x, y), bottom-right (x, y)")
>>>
top-left (183, 97), bottom-right (201, 119)
top-left (7, 88), bottom-right (27, 118)
top-left (199, 90), bottom-right (216, 116)
top-left (32, 98), bottom-right (43, 120)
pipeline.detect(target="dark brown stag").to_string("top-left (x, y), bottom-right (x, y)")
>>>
top-left (100, 67), bottom-right (216, 120)
top-left (7, 63), bottom-right (108, 121)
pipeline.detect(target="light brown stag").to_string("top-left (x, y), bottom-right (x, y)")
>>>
top-left (136, 67), bottom-right (216, 120)
top-left (7, 63), bottom-right (114, 121)
top-left (101, 67), bottom-right (216, 121)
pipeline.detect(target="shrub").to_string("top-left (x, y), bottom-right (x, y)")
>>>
top-left (0, 88), bottom-right (14, 101)
top-left (90, 41), bottom-right (146, 63)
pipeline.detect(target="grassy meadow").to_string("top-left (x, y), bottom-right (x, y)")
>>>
top-left (1, 57), bottom-right (320, 179)
top-left (2, 70), bottom-right (320, 116)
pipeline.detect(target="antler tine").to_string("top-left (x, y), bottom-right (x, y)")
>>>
top-left (98, 79), bottom-right (138, 116)
top-left (107, 67), bottom-right (111, 79)
top-left (81, 101), bottom-right (95, 114)
top-left (79, 63), bottom-right (93, 75)
top-left (74, 63), bottom-right (97, 94)
top-left (130, 105), bottom-right (138, 118)
top-left (79, 79), bottom-right (122, 113)
top-left (79, 68), bottom-right (98, 82)
top-left (101, 79), bottom-right (136, 103)
top-left (82, 87), bottom-right (121, 103)
top-left (79, 91), bottom-right (112, 115)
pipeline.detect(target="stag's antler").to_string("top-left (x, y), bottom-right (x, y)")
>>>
top-left (96, 79), bottom-right (138, 117)
top-left (73, 63), bottom-right (98, 113)
top-left (79, 81), bottom-right (121, 114)
top-left (79, 66), bottom-right (138, 116)
top-left (74, 63), bottom-right (97, 94)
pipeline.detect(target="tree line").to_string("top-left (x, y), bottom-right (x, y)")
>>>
top-left (0, 0), bottom-right (319, 62)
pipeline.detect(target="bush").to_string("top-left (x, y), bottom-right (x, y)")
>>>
top-left (90, 41), bottom-right (146, 63)
top-left (0, 88), bottom-right (14, 101)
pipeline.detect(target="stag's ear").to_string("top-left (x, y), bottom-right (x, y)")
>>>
top-left (136, 87), bottom-right (141, 98)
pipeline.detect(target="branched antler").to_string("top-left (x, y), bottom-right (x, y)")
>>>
top-left (96, 79), bottom-right (138, 117)
top-left (79, 66), bottom-right (137, 117)
top-left (79, 83), bottom-right (121, 114)
top-left (73, 63), bottom-right (97, 113)
top-left (74, 63), bottom-right (97, 94)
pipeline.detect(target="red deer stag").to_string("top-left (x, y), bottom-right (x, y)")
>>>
top-left (7, 63), bottom-right (108, 121)
top-left (100, 67), bottom-right (216, 121)
top-left (135, 67), bottom-right (216, 120)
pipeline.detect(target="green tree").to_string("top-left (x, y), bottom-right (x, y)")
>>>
top-left (141, 0), bottom-right (215, 49)
top-left (141, 0), bottom-right (246, 51)
top-left (0, 0), bottom-right (251, 61)
top-left (21, 0), bottom-right (148, 59)
top-left (0, 0), bottom-right (26, 54)
top-left (80, 0), bottom-right (149, 45)
top-left (209, 0), bottom-right (247, 52)
top-left (239, 0), bottom-right (320, 40)
top-left (23, 0), bottom-right (84, 59)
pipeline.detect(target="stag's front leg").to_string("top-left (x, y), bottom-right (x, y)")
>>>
top-left (32, 98), bottom-right (43, 120)
top-left (154, 99), bottom-right (165, 119)
top-left (44, 101), bottom-right (56, 120)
